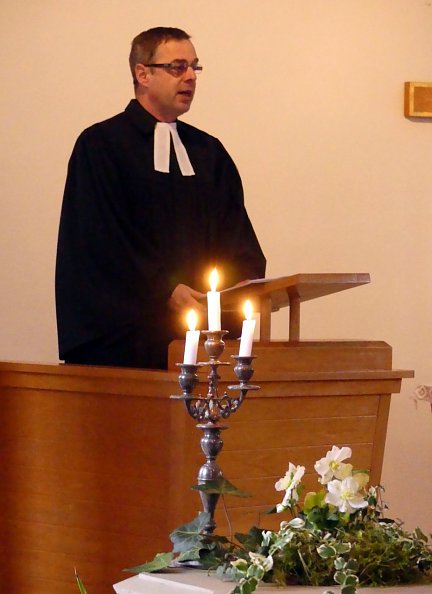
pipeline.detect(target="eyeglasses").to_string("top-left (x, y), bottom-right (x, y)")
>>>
top-left (144, 59), bottom-right (203, 78)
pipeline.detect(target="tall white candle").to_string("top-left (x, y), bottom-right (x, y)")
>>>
top-left (207, 268), bottom-right (221, 331)
top-left (183, 310), bottom-right (200, 365)
top-left (239, 300), bottom-right (256, 357)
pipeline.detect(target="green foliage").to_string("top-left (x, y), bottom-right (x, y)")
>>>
top-left (224, 502), bottom-right (432, 594)
top-left (123, 450), bottom-right (432, 594)
top-left (345, 519), bottom-right (432, 586)
top-left (78, 444), bottom-right (432, 594)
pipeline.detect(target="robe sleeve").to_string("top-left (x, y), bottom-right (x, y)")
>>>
top-left (55, 126), bottom-right (176, 356)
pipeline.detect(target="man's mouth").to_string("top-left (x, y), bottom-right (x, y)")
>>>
top-left (178, 90), bottom-right (193, 97)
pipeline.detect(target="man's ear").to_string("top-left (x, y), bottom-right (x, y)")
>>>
top-left (135, 64), bottom-right (149, 87)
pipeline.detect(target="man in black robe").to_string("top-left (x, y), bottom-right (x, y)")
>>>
top-left (55, 26), bottom-right (266, 369)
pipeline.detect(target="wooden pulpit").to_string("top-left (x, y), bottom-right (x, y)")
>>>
top-left (0, 273), bottom-right (413, 594)
top-left (218, 271), bottom-right (371, 341)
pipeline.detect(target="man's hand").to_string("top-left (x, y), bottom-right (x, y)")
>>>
top-left (168, 284), bottom-right (206, 313)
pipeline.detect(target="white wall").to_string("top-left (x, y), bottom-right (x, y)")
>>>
top-left (1, 1), bottom-right (431, 532)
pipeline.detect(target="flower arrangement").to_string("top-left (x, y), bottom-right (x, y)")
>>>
top-left (128, 445), bottom-right (432, 594)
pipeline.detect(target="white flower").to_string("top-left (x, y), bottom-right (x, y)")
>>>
top-left (248, 552), bottom-right (274, 571)
top-left (261, 530), bottom-right (274, 546)
top-left (314, 445), bottom-right (353, 484)
top-left (276, 501), bottom-right (288, 513)
top-left (275, 463), bottom-right (305, 511)
top-left (325, 476), bottom-right (369, 514)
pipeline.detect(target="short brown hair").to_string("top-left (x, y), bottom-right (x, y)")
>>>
top-left (129, 27), bottom-right (191, 85)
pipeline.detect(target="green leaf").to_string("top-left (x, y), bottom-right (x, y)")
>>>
top-left (334, 570), bottom-right (346, 584)
top-left (240, 577), bottom-right (258, 594)
top-left (177, 547), bottom-right (202, 562)
top-left (170, 512), bottom-right (210, 553)
top-left (192, 478), bottom-right (251, 498)
top-left (286, 517), bottom-right (304, 529)
top-left (345, 559), bottom-right (359, 571)
top-left (340, 585), bottom-right (357, 594)
top-left (124, 552), bottom-right (174, 574)
top-left (327, 511), bottom-right (341, 523)
top-left (199, 550), bottom-right (228, 569)
top-left (74, 570), bottom-right (88, 594)
top-left (303, 490), bottom-right (326, 511)
top-left (335, 542), bottom-right (351, 555)
top-left (317, 544), bottom-right (337, 559)
top-left (334, 557), bottom-right (346, 570)
top-left (235, 526), bottom-right (263, 549)
top-left (344, 575), bottom-right (359, 586)
top-left (246, 564), bottom-right (264, 580)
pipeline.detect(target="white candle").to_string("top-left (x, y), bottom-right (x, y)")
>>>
top-left (207, 268), bottom-right (221, 331)
top-left (239, 300), bottom-right (256, 357)
top-left (183, 310), bottom-right (200, 365)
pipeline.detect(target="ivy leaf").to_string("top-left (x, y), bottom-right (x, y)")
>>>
top-left (124, 552), bottom-right (174, 574)
top-left (216, 564), bottom-right (239, 581)
top-left (286, 517), bottom-right (304, 529)
top-left (345, 558), bottom-right (359, 571)
top-left (235, 526), bottom-right (263, 549)
top-left (199, 549), bottom-right (228, 569)
top-left (334, 570), bottom-right (346, 584)
top-left (344, 575), bottom-right (359, 586)
top-left (192, 478), bottom-right (251, 498)
top-left (335, 542), bottom-right (351, 555)
top-left (340, 586), bottom-right (357, 594)
top-left (317, 544), bottom-right (337, 559)
top-left (169, 512), bottom-right (210, 552)
top-left (177, 547), bottom-right (202, 562)
top-left (240, 576), bottom-right (258, 594)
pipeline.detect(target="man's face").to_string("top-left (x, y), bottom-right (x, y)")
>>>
top-left (138, 39), bottom-right (199, 122)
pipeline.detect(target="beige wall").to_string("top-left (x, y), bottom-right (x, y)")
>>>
top-left (1, 1), bottom-right (431, 532)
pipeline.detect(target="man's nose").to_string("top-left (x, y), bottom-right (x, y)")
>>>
top-left (184, 65), bottom-right (197, 80)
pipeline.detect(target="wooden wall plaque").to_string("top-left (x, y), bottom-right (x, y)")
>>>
top-left (404, 82), bottom-right (432, 117)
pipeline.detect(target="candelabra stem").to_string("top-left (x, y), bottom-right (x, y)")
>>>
top-left (197, 422), bottom-right (226, 535)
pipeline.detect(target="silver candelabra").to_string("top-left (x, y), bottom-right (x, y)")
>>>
top-left (171, 330), bottom-right (259, 535)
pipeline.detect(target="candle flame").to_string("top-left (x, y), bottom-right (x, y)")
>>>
top-left (243, 299), bottom-right (253, 321)
top-left (186, 309), bottom-right (197, 331)
top-left (209, 268), bottom-right (219, 292)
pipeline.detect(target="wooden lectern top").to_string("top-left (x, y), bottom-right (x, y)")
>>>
top-left (219, 272), bottom-right (370, 341)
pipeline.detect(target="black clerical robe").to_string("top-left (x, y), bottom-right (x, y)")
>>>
top-left (55, 99), bottom-right (266, 366)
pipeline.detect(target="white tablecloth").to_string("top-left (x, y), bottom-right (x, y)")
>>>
top-left (113, 570), bottom-right (432, 594)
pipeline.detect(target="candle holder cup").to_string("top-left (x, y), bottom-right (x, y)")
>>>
top-left (171, 331), bottom-right (259, 535)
